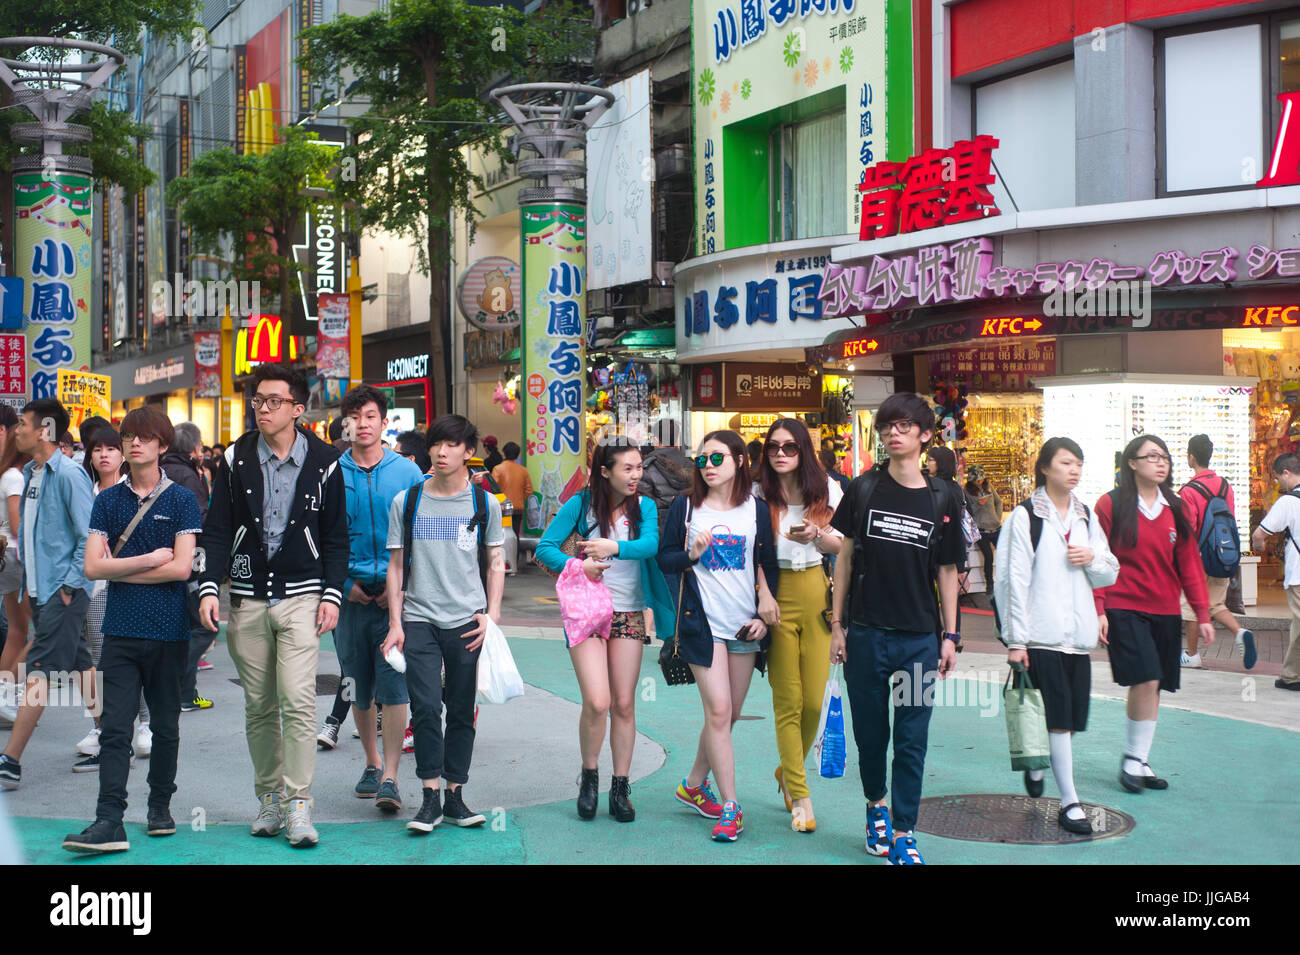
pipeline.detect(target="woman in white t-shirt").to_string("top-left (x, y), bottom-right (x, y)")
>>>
top-left (657, 430), bottom-right (779, 843)
top-left (0, 403), bottom-right (31, 709)
top-left (755, 419), bottom-right (843, 833)
top-left (536, 444), bottom-right (674, 824)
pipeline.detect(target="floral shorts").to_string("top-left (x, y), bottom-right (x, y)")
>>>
top-left (610, 610), bottom-right (649, 644)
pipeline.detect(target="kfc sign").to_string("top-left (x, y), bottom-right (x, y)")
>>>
top-left (858, 136), bottom-right (1001, 241)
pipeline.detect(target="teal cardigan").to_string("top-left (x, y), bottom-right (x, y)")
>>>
top-left (536, 492), bottom-right (676, 638)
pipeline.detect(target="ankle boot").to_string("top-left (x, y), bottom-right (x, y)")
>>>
top-left (609, 775), bottom-right (636, 822)
top-left (576, 768), bottom-right (599, 820)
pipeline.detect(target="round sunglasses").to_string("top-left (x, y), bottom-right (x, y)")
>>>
top-left (694, 452), bottom-right (729, 468)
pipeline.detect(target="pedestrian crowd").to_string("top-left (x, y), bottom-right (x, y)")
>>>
top-left (0, 373), bottom-right (1291, 863)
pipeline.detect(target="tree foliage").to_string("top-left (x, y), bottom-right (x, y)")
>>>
top-left (167, 126), bottom-right (336, 317)
top-left (0, 0), bottom-right (198, 56)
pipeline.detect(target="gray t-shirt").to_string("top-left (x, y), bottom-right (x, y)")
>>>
top-left (387, 480), bottom-right (504, 629)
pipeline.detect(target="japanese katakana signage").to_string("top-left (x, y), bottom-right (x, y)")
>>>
top-left (693, 0), bottom-right (909, 254)
top-left (520, 202), bottom-right (588, 538)
top-left (819, 238), bottom-right (1249, 316)
top-left (857, 136), bottom-right (1000, 240)
top-left (14, 170), bottom-right (94, 401)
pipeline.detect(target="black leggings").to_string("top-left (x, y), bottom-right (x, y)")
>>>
top-left (976, 537), bottom-right (995, 587)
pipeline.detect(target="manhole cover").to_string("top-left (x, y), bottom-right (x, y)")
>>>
top-left (916, 794), bottom-right (1135, 845)
top-left (230, 674), bottom-right (340, 697)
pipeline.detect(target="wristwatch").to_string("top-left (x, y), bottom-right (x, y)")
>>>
top-left (942, 631), bottom-right (963, 652)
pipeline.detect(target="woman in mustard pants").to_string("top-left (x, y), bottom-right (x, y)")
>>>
top-left (756, 419), bottom-right (843, 832)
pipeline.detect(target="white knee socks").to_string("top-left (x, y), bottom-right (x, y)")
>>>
top-left (1050, 733), bottom-right (1085, 820)
top-left (1124, 719), bottom-right (1157, 776)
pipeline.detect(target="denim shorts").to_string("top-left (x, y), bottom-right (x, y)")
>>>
top-left (713, 635), bottom-right (761, 655)
top-left (335, 598), bottom-right (409, 707)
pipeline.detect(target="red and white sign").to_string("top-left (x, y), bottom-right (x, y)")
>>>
top-left (315, 292), bottom-right (350, 379)
top-left (0, 335), bottom-right (25, 397)
top-left (193, 331), bottom-right (221, 399)
top-left (858, 136), bottom-right (1001, 241)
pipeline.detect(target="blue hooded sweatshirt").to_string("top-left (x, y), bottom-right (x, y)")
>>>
top-left (341, 446), bottom-right (425, 594)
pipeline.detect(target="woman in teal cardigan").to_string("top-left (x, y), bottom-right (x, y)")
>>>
top-left (536, 443), bottom-right (674, 824)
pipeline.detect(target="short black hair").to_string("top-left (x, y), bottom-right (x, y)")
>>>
top-left (818, 449), bottom-right (838, 471)
top-left (1034, 436), bottom-right (1085, 487)
top-left (78, 415), bottom-right (112, 445)
top-left (58, 431), bottom-right (74, 447)
top-left (927, 445), bottom-right (957, 479)
top-left (23, 398), bottom-right (69, 444)
top-left (1188, 434), bottom-right (1213, 468)
top-left (875, 392), bottom-right (937, 446)
top-left (426, 414), bottom-right (477, 453)
top-left (341, 384), bottom-right (389, 420)
top-left (327, 417), bottom-right (344, 442)
top-left (1273, 452), bottom-right (1300, 476)
top-left (250, 364), bottom-right (309, 408)
top-left (503, 441), bottom-right (521, 460)
top-left (396, 430), bottom-right (431, 473)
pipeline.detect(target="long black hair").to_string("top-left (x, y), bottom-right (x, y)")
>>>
top-left (1111, 433), bottom-right (1192, 550)
top-left (588, 442), bottom-right (642, 539)
top-left (928, 445), bottom-right (957, 479)
top-left (757, 418), bottom-right (832, 528)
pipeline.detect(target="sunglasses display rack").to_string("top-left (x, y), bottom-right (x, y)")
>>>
top-left (1042, 377), bottom-right (1251, 550)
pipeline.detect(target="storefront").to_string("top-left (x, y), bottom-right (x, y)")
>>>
top-left (99, 343), bottom-right (217, 445)
top-left (362, 326), bottom-right (435, 439)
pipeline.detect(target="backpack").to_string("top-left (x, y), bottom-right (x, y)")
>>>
top-left (401, 481), bottom-right (490, 596)
top-left (1184, 479), bottom-right (1240, 578)
top-left (960, 498), bottom-right (982, 546)
top-left (990, 497), bottom-right (1091, 637)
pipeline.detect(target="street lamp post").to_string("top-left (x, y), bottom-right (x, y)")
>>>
top-left (489, 82), bottom-right (613, 540)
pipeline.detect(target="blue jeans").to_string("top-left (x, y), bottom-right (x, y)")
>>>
top-left (842, 625), bottom-right (938, 834)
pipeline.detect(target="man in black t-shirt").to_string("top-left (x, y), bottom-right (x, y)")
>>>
top-left (829, 392), bottom-right (963, 866)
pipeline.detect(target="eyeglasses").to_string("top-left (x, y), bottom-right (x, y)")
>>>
top-left (1134, 453), bottom-right (1171, 464)
top-left (694, 452), bottom-right (727, 469)
top-left (119, 433), bottom-right (148, 445)
top-left (875, 419), bottom-right (917, 437)
top-left (766, 441), bottom-right (799, 458)
top-left (250, 395), bottom-right (291, 411)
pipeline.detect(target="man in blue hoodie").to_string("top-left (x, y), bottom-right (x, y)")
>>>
top-left (336, 385), bottom-right (424, 811)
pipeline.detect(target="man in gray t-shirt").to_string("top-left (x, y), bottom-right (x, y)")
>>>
top-left (381, 415), bottom-right (505, 834)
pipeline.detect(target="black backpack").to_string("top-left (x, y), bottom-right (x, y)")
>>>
top-left (989, 498), bottom-right (1090, 637)
top-left (400, 481), bottom-right (490, 596)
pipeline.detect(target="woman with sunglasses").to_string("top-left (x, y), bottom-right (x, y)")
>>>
top-left (756, 419), bottom-right (842, 833)
top-left (1094, 434), bottom-right (1211, 794)
top-left (658, 431), bottom-right (779, 842)
top-left (537, 442), bottom-right (673, 823)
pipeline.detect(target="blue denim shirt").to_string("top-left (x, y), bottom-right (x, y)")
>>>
top-left (21, 450), bottom-right (94, 606)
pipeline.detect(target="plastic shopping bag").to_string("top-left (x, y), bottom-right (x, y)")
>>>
top-left (813, 664), bottom-right (847, 779)
top-left (477, 618), bottom-right (525, 705)
top-left (1003, 664), bottom-right (1051, 771)
top-left (555, 557), bottom-right (614, 648)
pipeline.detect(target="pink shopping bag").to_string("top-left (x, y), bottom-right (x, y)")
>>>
top-left (556, 557), bottom-right (614, 648)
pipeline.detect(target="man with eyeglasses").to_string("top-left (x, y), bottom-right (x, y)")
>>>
top-left (828, 392), bottom-right (965, 866)
top-left (198, 365), bottom-right (348, 847)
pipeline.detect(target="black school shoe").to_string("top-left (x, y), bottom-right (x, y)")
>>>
top-left (1120, 756), bottom-right (1168, 792)
top-left (147, 805), bottom-right (176, 836)
top-left (442, 787), bottom-right (486, 827)
top-left (1057, 803), bottom-right (1093, 835)
top-left (1023, 770), bottom-right (1044, 798)
top-left (63, 819), bottom-right (130, 854)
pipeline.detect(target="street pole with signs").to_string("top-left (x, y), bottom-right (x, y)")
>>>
top-left (489, 83), bottom-right (613, 539)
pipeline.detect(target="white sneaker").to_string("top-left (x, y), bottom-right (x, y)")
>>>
top-left (284, 798), bottom-right (319, 847)
top-left (250, 792), bottom-right (284, 837)
top-left (1179, 651), bottom-right (1201, 668)
top-left (0, 681), bottom-right (17, 726)
top-left (133, 722), bottom-right (152, 759)
top-left (76, 726), bottom-right (102, 756)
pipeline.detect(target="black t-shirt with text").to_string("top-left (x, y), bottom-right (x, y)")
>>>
top-left (830, 469), bottom-right (965, 633)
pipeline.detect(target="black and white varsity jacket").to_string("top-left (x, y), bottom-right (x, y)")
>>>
top-left (198, 427), bottom-right (348, 608)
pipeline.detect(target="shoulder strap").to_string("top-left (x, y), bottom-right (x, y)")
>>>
top-left (400, 483), bottom-right (421, 592)
top-left (472, 483), bottom-right (489, 595)
top-left (1185, 480), bottom-right (1213, 503)
top-left (1018, 498), bottom-right (1044, 552)
top-left (111, 475), bottom-right (174, 558)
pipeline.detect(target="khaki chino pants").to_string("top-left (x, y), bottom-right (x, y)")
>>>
top-left (227, 594), bottom-right (321, 801)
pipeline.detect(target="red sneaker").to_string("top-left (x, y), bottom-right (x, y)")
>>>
top-left (674, 777), bottom-right (723, 819)
top-left (711, 801), bottom-right (743, 841)
top-left (402, 722), bottom-right (414, 754)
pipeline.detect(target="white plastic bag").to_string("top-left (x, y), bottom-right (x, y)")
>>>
top-left (477, 618), bottom-right (525, 704)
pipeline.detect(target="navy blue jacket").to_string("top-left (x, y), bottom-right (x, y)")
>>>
top-left (657, 493), bottom-right (780, 670)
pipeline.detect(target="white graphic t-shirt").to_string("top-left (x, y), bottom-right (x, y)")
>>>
top-left (688, 498), bottom-right (758, 641)
top-left (586, 508), bottom-right (645, 613)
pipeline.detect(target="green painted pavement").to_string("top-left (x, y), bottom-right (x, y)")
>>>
top-left (15, 637), bottom-right (1300, 865)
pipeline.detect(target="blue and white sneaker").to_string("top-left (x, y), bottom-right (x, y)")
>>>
top-left (866, 804), bottom-right (893, 856)
top-left (1237, 629), bottom-right (1257, 670)
top-left (889, 832), bottom-right (925, 865)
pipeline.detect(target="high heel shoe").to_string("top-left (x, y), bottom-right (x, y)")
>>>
top-left (576, 768), bottom-right (598, 820)
top-left (791, 802), bottom-right (816, 833)
top-left (774, 766), bottom-right (793, 813)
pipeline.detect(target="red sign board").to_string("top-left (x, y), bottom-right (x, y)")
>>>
top-left (0, 335), bottom-right (25, 396)
top-left (248, 314), bottom-right (287, 363)
top-left (1258, 92), bottom-right (1300, 188)
top-left (858, 136), bottom-right (1001, 241)
top-left (692, 364), bottom-right (721, 407)
top-left (526, 373), bottom-right (545, 399)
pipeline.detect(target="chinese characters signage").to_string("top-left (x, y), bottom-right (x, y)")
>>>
top-left (314, 292), bottom-right (350, 379)
top-left (194, 331), bottom-right (222, 399)
top-left (857, 136), bottom-right (1000, 240)
top-left (0, 335), bottom-right (26, 400)
top-left (57, 369), bottom-right (111, 434)
top-left (14, 170), bottom-right (94, 401)
top-left (724, 362), bottom-right (822, 411)
top-left (819, 238), bottom-right (1248, 317)
top-left (521, 203), bottom-right (588, 537)
top-left (928, 342), bottom-right (1056, 393)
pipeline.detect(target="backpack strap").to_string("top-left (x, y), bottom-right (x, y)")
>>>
top-left (1018, 498), bottom-right (1043, 552)
top-left (471, 483), bottom-right (489, 597)
top-left (400, 483), bottom-right (421, 592)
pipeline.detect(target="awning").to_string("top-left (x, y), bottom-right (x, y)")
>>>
top-left (612, 327), bottom-right (675, 349)
top-left (500, 347), bottom-right (520, 363)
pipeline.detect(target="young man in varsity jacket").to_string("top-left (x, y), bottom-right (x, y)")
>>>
top-left (198, 365), bottom-right (348, 847)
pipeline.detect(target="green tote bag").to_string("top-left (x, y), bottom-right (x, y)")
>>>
top-left (1003, 663), bottom-right (1051, 772)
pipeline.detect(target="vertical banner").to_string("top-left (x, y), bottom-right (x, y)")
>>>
top-left (520, 202), bottom-right (587, 538)
top-left (297, 0), bottom-right (313, 119)
top-left (234, 45), bottom-right (248, 155)
top-left (57, 369), bottom-right (111, 436)
top-left (144, 121), bottom-right (165, 329)
top-left (14, 169), bottom-right (94, 400)
top-left (178, 96), bottom-right (192, 319)
top-left (134, 139), bottom-right (146, 340)
top-left (0, 335), bottom-right (27, 406)
top-left (314, 292), bottom-right (350, 379)
top-left (194, 330), bottom-right (222, 398)
top-left (99, 185), bottom-right (110, 352)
